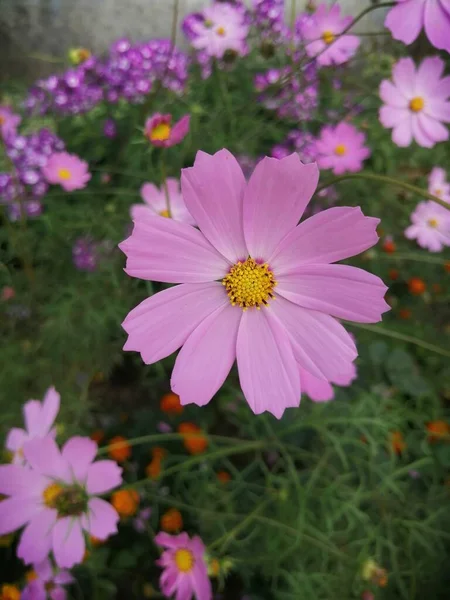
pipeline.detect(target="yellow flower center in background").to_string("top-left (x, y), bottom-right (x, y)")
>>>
top-left (409, 97), bottom-right (424, 112)
top-left (159, 209), bottom-right (170, 218)
top-left (43, 483), bottom-right (63, 508)
top-left (222, 258), bottom-right (277, 310)
top-left (334, 144), bottom-right (347, 156)
top-left (150, 123), bottom-right (171, 142)
top-left (216, 26), bottom-right (226, 36)
top-left (58, 168), bottom-right (72, 180)
top-left (322, 30), bottom-right (335, 44)
top-left (427, 218), bottom-right (438, 228)
top-left (175, 549), bottom-right (195, 573)
top-left (434, 188), bottom-right (442, 197)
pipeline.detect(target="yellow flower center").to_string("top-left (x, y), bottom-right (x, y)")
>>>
top-left (43, 483), bottom-right (63, 508)
top-left (322, 30), bottom-right (335, 44)
top-left (43, 482), bottom-right (88, 516)
top-left (434, 188), bottom-right (442, 197)
top-left (428, 218), bottom-right (438, 228)
top-left (0, 116), bottom-right (5, 125)
top-left (26, 570), bottom-right (38, 583)
top-left (159, 209), bottom-right (170, 218)
top-left (58, 168), bottom-right (72, 180)
top-left (150, 123), bottom-right (171, 142)
top-left (175, 549), bottom-right (195, 573)
top-left (222, 258), bottom-right (277, 310)
top-left (409, 97), bottom-right (424, 112)
top-left (0, 585), bottom-right (21, 600)
top-left (216, 26), bottom-right (226, 36)
top-left (334, 144), bottom-right (347, 156)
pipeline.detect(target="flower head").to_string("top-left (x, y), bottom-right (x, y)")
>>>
top-left (428, 167), bottom-right (450, 203)
top-left (22, 559), bottom-right (73, 600)
top-left (108, 436), bottom-right (131, 463)
top-left (144, 113), bottom-right (190, 148)
top-left (111, 489), bottom-right (140, 517)
top-left (133, 179), bottom-right (195, 225)
top-left (43, 152), bottom-right (91, 191)
top-left (390, 431), bottom-right (406, 455)
top-left (160, 508), bottom-right (183, 532)
top-left (405, 201), bottom-right (450, 252)
top-left (314, 122), bottom-right (370, 175)
top-left (426, 420), bottom-right (450, 443)
top-left (133, 507), bottom-right (152, 533)
top-left (0, 436), bottom-right (122, 568)
top-left (178, 423), bottom-right (208, 455)
top-left (120, 150), bottom-right (388, 418)
top-left (0, 106), bottom-right (21, 139)
top-left (379, 57), bottom-right (450, 148)
top-left (0, 585), bottom-right (20, 600)
top-left (160, 392), bottom-right (184, 415)
top-left (5, 387), bottom-right (60, 464)
top-left (155, 531), bottom-right (212, 600)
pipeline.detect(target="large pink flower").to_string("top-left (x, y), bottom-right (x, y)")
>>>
top-left (190, 3), bottom-right (249, 59)
top-left (300, 362), bottom-right (357, 403)
top-left (144, 114), bottom-right (190, 148)
top-left (385, 0), bottom-right (450, 53)
top-left (120, 150), bottom-right (388, 418)
top-left (42, 152), bottom-right (91, 191)
top-left (6, 387), bottom-right (60, 464)
top-left (428, 167), bottom-right (450, 203)
top-left (22, 559), bottom-right (73, 600)
top-left (155, 531), bottom-right (212, 600)
top-left (299, 3), bottom-right (360, 66)
top-left (0, 436), bottom-right (122, 568)
top-left (314, 122), bottom-right (371, 175)
top-left (405, 201), bottom-right (450, 252)
top-left (379, 57), bottom-right (450, 148)
top-left (132, 178), bottom-right (196, 225)
top-left (0, 105), bottom-right (21, 139)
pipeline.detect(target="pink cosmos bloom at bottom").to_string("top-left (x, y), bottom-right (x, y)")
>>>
top-left (42, 152), bottom-right (91, 191)
top-left (155, 531), bottom-right (212, 600)
top-left (405, 201), bottom-right (450, 252)
top-left (314, 122), bottom-right (371, 175)
top-left (22, 559), bottom-right (74, 600)
top-left (0, 436), bottom-right (122, 569)
top-left (132, 179), bottom-right (196, 225)
top-left (300, 362), bottom-right (357, 403)
top-left (428, 167), bottom-right (450, 203)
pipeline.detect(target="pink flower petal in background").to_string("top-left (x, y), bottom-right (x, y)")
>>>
top-left (43, 152), bottom-right (91, 191)
top-left (144, 113), bottom-right (190, 148)
top-left (405, 200), bottom-right (450, 252)
top-left (133, 178), bottom-right (195, 225)
top-left (314, 122), bottom-right (370, 175)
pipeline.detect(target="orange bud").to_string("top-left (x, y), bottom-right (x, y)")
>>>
top-left (160, 392), bottom-right (184, 415)
top-left (90, 429), bottom-right (105, 444)
top-left (178, 423), bottom-right (208, 455)
top-left (426, 421), bottom-right (450, 443)
top-left (388, 269), bottom-right (399, 281)
top-left (146, 458), bottom-right (162, 479)
top-left (151, 446), bottom-right (167, 460)
top-left (111, 490), bottom-right (139, 517)
top-left (444, 261), bottom-right (450, 273)
top-left (408, 277), bottom-right (426, 295)
top-left (389, 431), bottom-right (406, 455)
top-left (160, 508), bottom-right (183, 532)
top-left (217, 470), bottom-right (231, 484)
top-left (382, 240), bottom-right (396, 253)
top-left (399, 308), bottom-right (412, 320)
top-left (108, 436), bottom-right (131, 463)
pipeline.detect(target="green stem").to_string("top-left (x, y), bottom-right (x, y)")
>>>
top-left (375, 252), bottom-right (450, 266)
top-left (216, 66), bottom-right (236, 139)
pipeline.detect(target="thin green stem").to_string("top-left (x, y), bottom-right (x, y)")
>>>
top-left (375, 252), bottom-right (450, 266)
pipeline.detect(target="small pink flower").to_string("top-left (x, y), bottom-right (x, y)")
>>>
top-left (379, 57), bottom-right (450, 148)
top-left (428, 167), bottom-right (450, 203)
top-left (1, 286), bottom-right (15, 301)
top-left (405, 201), bottom-right (450, 252)
top-left (43, 152), bottom-right (91, 191)
top-left (132, 178), bottom-right (196, 225)
top-left (5, 387), bottom-right (60, 464)
top-left (190, 3), bottom-right (249, 59)
top-left (22, 558), bottom-right (73, 600)
top-left (385, 0), bottom-right (450, 53)
top-left (300, 362), bottom-right (357, 403)
top-left (155, 531), bottom-right (212, 600)
top-left (0, 106), bottom-right (21, 139)
top-left (299, 3), bottom-right (360, 66)
top-left (120, 150), bottom-right (388, 418)
top-left (314, 122), bottom-right (370, 175)
top-left (144, 114), bottom-right (190, 148)
top-left (0, 436), bottom-right (122, 568)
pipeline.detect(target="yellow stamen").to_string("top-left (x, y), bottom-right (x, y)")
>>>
top-left (216, 26), bottom-right (226, 36)
top-left (322, 30), bottom-right (335, 44)
top-left (43, 483), bottom-right (63, 508)
top-left (434, 188), bottom-right (442, 197)
top-left (222, 258), bottom-right (277, 310)
top-left (159, 209), bottom-right (170, 218)
top-left (409, 97), bottom-right (424, 112)
top-left (428, 218), bottom-right (438, 228)
top-left (175, 549), bottom-right (195, 573)
top-left (149, 123), bottom-right (171, 142)
top-left (58, 168), bottom-right (72, 180)
top-left (334, 144), bottom-right (346, 156)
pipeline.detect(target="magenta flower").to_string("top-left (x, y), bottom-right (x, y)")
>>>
top-left (0, 436), bottom-right (122, 568)
top-left (299, 362), bottom-right (357, 403)
top-left (5, 387), bottom-right (60, 464)
top-left (120, 150), bottom-right (388, 418)
top-left (428, 167), bottom-right (450, 203)
top-left (314, 122), bottom-right (371, 175)
top-left (132, 179), bottom-right (196, 225)
top-left (379, 57), bottom-right (450, 148)
top-left (299, 3), bottom-right (360, 66)
top-left (42, 152), bottom-right (91, 191)
top-left (190, 3), bottom-right (249, 59)
top-left (144, 114), bottom-right (190, 148)
top-left (0, 106), bottom-right (21, 139)
top-left (385, 0), bottom-right (450, 53)
top-left (155, 531), bottom-right (212, 600)
top-left (22, 559), bottom-right (73, 600)
top-left (405, 201), bottom-right (450, 252)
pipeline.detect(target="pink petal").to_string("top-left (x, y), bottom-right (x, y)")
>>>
top-left (277, 264), bottom-right (390, 323)
top-left (5, 427), bottom-right (27, 453)
top-left (17, 508), bottom-right (56, 564)
top-left (169, 115), bottom-right (190, 145)
top-left (171, 303), bottom-right (241, 407)
top-left (86, 460), bottom-right (123, 495)
top-left (0, 463), bottom-right (45, 496)
top-left (140, 182), bottom-right (164, 211)
top-left (191, 562), bottom-right (213, 600)
top-left (35, 558), bottom-right (53, 581)
top-left (52, 518), bottom-right (85, 569)
top-left (424, 0), bottom-right (450, 52)
top-left (384, 0), bottom-right (425, 45)
top-left (181, 149), bottom-right (248, 263)
top-left (62, 436), bottom-right (97, 483)
top-left (243, 154), bottom-right (319, 259)
top-left (155, 531), bottom-right (182, 549)
top-left (120, 213), bottom-right (229, 283)
top-left (81, 498), bottom-right (119, 540)
top-left (236, 309), bottom-right (300, 418)
top-left (417, 113), bottom-right (449, 144)
top-left (426, 100), bottom-right (450, 123)
top-left (39, 387), bottom-right (60, 436)
top-left (24, 400), bottom-right (42, 436)
top-left (0, 496), bottom-right (39, 535)
top-left (23, 437), bottom-right (70, 482)
top-left (391, 117), bottom-right (413, 147)
top-left (416, 56), bottom-right (445, 94)
top-left (123, 282), bottom-right (228, 364)
top-left (175, 576), bottom-right (193, 600)
top-left (379, 80), bottom-right (408, 107)
top-left (332, 361), bottom-right (357, 386)
top-left (412, 115), bottom-right (437, 148)
top-left (299, 367), bottom-right (335, 403)
top-left (392, 58), bottom-right (416, 97)
top-left (379, 106), bottom-right (408, 129)
top-left (269, 207), bottom-right (379, 274)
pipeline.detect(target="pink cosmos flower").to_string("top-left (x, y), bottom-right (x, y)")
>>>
top-left (190, 3), bottom-right (249, 59)
top-left (405, 201), bottom-right (450, 252)
top-left (132, 179), bottom-right (196, 225)
top-left (42, 152), bottom-right (91, 191)
top-left (379, 57), bottom-right (450, 148)
top-left (0, 106), bottom-right (21, 139)
top-left (0, 436), bottom-right (122, 568)
top-left (6, 387), bottom-right (60, 465)
top-left (120, 150), bottom-right (388, 418)
top-left (22, 559), bottom-right (74, 600)
top-left (299, 3), bottom-right (360, 66)
top-left (385, 0), bottom-right (450, 53)
top-left (155, 531), bottom-right (212, 600)
top-left (300, 362), bottom-right (357, 403)
top-left (428, 167), bottom-right (450, 203)
top-left (314, 122), bottom-right (371, 175)
top-left (144, 114), bottom-right (190, 148)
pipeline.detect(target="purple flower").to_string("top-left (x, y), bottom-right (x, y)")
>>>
top-left (133, 507), bottom-right (152, 533)
top-left (271, 130), bottom-right (317, 164)
top-left (103, 118), bottom-right (117, 139)
top-left (314, 122), bottom-right (371, 174)
top-left (0, 106), bottom-right (21, 139)
top-left (22, 559), bottom-right (73, 600)
top-left (72, 237), bottom-right (99, 272)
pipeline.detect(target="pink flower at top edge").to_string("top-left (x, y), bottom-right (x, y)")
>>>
top-left (428, 167), bottom-right (450, 203)
top-left (405, 200), bottom-right (450, 252)
top-left (155, 531), bottom-right (212, 600)
top-left (144, 113), bottom-right (190, 148)
top-left (0, 436), bottom-right (122, 568)
top-left (314, 122), bottom-right (371, 175)
top-left (379, 56), bottom-right (450, 148)
top-left (300, 361), bottom-right (357, 403)
top-left (132, 178), bottom-right (196, 225)
top-left (299, 3), bottom-right (360, 67)
top-left (119, 149), bottom-right (389, 419)
top-left (0, 106), bottom-right (21, 139)
top-left (22, 558), bottom-right (74, 600)
top-left (385, 0), bottom-right (450, 53)
top-left (5, 387), bottom-right (60, 465)
top-left (42, 152), bottom-right (91, 191)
